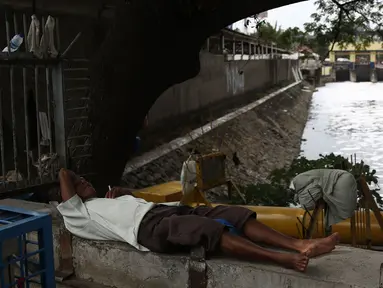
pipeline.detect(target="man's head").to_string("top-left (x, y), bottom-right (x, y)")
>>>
top-left (73, 176), bottom-right (97, 201)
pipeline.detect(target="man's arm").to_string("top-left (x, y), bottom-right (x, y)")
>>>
top-left (59, 168), bottom-right (77, 202)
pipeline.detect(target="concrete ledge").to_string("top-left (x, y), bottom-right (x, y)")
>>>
top-left (72, 237), bottom-right (189, 288)
top-left (207, 246), bottom-right (382, 288)
top-left (72, 237), bottom-right (382, 288)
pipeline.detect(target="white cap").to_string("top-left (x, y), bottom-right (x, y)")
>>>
top-left (2, 34), bottom-right (24, 53)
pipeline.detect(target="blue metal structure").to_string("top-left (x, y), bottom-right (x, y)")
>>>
top-left (0, 205), bottom-right (55, 288)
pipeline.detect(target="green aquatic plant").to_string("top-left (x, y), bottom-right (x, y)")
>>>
top-left (232, 153), bottom-right (383, 208)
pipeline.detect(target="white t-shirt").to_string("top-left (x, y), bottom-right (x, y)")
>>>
top-left (57, 194), bottom-right (156, 251)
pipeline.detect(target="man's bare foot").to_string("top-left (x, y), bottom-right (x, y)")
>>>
top-left (300, 233), bottom-right (340, 258)
top-left (277, 253), bottom-right (309, 272)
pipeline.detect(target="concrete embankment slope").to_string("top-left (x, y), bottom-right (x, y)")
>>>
top-left (122, 82), bottom-right (312, 192)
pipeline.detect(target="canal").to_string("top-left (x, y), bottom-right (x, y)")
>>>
top-left (301, 82), bottom-right (383, 186)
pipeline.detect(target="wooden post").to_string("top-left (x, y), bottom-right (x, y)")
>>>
top-left (256, 45), bottom-right (259, 59)
top-left (365, 200), bottom-right (372, 249)
top-left (306, 199), bottom-right (325, 239)
top-left (221, 34), bottom-right (225, 54)
top-left (232, 38), bottom-right (235, 59)
top-left (360, 176), bottom-right (383, 232)
top-left (241, 41), bottom-right (244, 60)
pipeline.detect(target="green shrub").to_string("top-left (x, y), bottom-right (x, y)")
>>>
top-left (231, 153), bottom-right (383, 208)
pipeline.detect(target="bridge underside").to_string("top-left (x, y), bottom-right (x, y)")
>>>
top-left (2, 0), bottom-right (305, 191)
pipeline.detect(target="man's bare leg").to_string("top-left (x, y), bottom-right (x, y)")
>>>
top-left (243, 219), bottom-right (339, 258)
top-left (220, 232), bottom-right (309, 272)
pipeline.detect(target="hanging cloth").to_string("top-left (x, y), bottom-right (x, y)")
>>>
top-left (292, 169), bottom-right (358, 228)
top-left (40, 16), bottom-right (58, 58)
top-left (179, 157), bottom-right (197, 206)
top-left (27, 14), bottom-right (42, 58)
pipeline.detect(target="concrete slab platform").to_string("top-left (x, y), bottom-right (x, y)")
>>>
top-left (73, 237), bottom-right (383, 288)
top-left (207, 246), bottom-right (382, 288)
top-left (73, 237), bottom-right (189, 288)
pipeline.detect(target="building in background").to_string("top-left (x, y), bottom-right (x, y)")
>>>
top-left (329, 42), bottom-right (383, 66)
top-left (229, 11), bottom-right (268, 35)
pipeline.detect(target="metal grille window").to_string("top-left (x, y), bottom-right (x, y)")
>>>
top-left (0, 9), bottom-right (71, 197)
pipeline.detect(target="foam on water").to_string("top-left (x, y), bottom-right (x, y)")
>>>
top-left (301, 82), bottom-right (383, 189)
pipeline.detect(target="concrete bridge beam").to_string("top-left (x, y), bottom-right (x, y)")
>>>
top-left (1, 0), bottom-right (307, 191)
top-left (0, 0), bottom-right (117, 17)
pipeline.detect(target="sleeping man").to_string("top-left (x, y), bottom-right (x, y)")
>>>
top-left (57, 168), bottom-right (339, 272)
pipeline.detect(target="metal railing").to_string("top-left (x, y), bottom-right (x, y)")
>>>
top-left (0, 9), bottom-right (66, 194)
top-left (204, 29), bottom-right (290, 60)
top-left (63, 58), bottom-right (93, 177)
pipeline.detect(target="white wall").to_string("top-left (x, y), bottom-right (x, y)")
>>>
top-left (231, 18), bottom-right (257, 35)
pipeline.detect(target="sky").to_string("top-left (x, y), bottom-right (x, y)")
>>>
top-left (267, 0), bottom-right (317, 29)
top-left (231, 0), bottom-right (318, 34)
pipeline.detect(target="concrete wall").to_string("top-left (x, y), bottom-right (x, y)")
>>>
top-left (148, 54), bottom-right (297, 123)
top-left (355, 65), bottom-right (371, 82)
top-left (377, 68), bottom-right (383, 81)
top-left (335, 70), bottom-right (350, 82)
top-left (123, 83), bottom-right (311, 198)
top-left (322, 66), bottom-right (332, 76)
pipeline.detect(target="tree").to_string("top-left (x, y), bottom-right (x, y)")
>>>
top-left (278, 27), bottom-right (306, 50)
top-left (254, 21), bottom-right (315, 51)
top-left (304, 0), bottom-right (383, 58)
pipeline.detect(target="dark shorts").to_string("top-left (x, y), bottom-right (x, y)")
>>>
top-left (137, 205), bottom-right (256, 253)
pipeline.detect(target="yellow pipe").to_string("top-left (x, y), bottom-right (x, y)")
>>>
top-left (133, 183), bottom-right (383, 245)
top-left (210, 204), bottom-right (383, 246)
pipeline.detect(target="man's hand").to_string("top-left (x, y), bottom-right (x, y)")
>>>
top-left (105, 187), bottom-right (135, 199)
top-left (59, 168), bottom-right (77, 182)
top-left (58, 168), bottom-right (77, 202)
